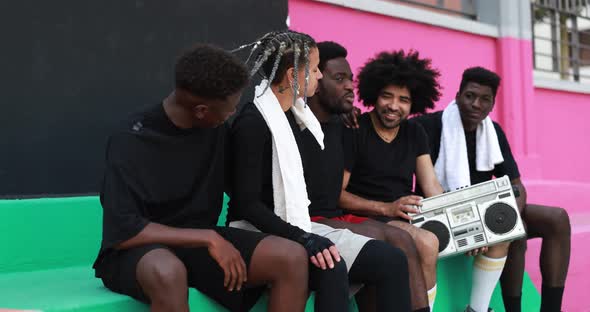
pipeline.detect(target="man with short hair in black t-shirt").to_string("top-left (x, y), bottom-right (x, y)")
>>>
top-left (92, 44), bottom-right (309, 312)
top-left (413, 67), bottom-right (571, 312)
top-left (301, 41), bottom-right (431, 312)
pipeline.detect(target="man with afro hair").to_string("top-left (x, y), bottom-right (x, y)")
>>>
top-left (339, 50), bottom-right (508, 311)
top-left (93, 44), bottom-right (310, 312)
top-left (338, 50), bottom-right (441, 311)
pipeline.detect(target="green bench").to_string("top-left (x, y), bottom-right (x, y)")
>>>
top-left (0, 196), bottom-right (541, 311)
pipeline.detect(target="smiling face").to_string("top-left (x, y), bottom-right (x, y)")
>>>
top-left (372, 84), bottom-right (412, 129)
top-left (456, 82), bottom-right (495, 131)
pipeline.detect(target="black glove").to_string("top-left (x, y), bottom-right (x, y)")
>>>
top-left (296, 232), bottom-right (335, 257)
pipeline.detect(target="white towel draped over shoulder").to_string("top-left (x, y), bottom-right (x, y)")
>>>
top-left (434, 100), bottom-right (504, 192)
top-left (230, 80), bottom-right (324, 233)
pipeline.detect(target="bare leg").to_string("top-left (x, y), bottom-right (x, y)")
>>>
top-left (136, 248), bottom-right (189, 312)
top-left (500, 204), bottom-right (571, 312)
top-left (486, 241), bottom-right (510, 258)
top-left (318, 218), bottom-right (429, 310)
top-left (387, 220), bottom-right (439, 289)
top-left (525, 204), bottom-right (571, 287)
top-left (247, 236), bottom-right (309, 312)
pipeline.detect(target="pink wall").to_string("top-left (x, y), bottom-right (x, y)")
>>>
top-left (289, 0), bottom-right (590, 214)
top-left (522, 88), bottom-right (590, 213)
top-left (289, 2), bottom-right (590, 308)
top-left (289, 0), bottom-right (498, 117)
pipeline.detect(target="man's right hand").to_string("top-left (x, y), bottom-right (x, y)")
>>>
top-left (207, 233), bottom-right (247, 292)
top-left (297, 233), bottom-right (341, 270)
top-left (379, 195), bottom-right (422, 220)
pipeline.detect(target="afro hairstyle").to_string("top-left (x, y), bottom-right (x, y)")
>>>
top-left (356, 50), bottom-right (441, 114)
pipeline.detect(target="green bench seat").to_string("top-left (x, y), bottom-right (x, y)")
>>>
top-left (0, 196), bottom-right (541, 311)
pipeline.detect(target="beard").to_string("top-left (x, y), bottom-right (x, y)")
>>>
top-left (375, 108), bottom-right (404, 129)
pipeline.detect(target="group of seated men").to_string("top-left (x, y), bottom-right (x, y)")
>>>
top-left (92, 30), bottom-right (571, 312)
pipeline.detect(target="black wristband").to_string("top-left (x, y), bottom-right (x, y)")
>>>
top-left (296, 232), bottom-right (335, 257)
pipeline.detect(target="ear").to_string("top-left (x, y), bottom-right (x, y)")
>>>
top-left (285, 67), bottom-right (295, 85)
top-left (193, 104), bottom-right (209, 119)
top-left (455, 91), bottom-right (460, 102)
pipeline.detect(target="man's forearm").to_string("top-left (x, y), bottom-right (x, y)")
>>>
top-left (339, 190), bottom-right (385, 216)
top-left (116, 222), bottom-right (219, 250)
top-left (513, 182), bottom-right (527, 215)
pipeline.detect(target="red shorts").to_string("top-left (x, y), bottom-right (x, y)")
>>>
top-left (311, 214), bottom-right (369, 224)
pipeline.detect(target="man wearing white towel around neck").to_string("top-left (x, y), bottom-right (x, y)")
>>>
top-left (340, 54), bottom-right (510, 312)
top-left (414, 67), bottom-right (571, 312)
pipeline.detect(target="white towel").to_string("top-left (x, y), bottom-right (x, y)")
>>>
top-left (434, 100), bottom-right (504, 192)
top-left (230, 80), bottom-right (324, 232)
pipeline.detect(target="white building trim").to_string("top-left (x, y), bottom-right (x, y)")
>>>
top-left (313, 0), bottom-right (500, 38)
top-left (534, 71), bottom-right (590, 94)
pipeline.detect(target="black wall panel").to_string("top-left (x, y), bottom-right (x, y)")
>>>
top-left (1, 0), bottom-right (288, 197)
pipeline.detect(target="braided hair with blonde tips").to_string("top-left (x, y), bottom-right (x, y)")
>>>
top-left (232, 30), bottom-right (317, 103)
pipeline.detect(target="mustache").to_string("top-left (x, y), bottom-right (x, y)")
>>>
top-left (381, 109), bottom-right (400, 114)
top-left (342, 92), bottom-right (354, 98)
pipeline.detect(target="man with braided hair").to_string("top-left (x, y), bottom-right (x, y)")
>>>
top-left (93, 44), bottom-right (310, 312)
top-left (339, 51), bottom-right (510, 312)
top-left (228, 30), bottom-right (411, 312)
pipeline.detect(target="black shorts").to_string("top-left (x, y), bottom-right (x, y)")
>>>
top-left (95, 227), bottom-right (268, 312)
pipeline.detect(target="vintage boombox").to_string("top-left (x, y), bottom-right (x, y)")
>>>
top-left (410, 176), bottom-right (526, 258)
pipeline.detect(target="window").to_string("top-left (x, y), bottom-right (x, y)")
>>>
top-left (391, 0), bottom-right (476, 19)
top-left (532, 0), bottom-right (590, 83)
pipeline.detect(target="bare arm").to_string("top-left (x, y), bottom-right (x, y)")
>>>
top-left (339, 170), bottom-right (386, 216)
top-left (511, 178), bottom-right (527, 215)
top-left (116, 222), bottom-right (220, 250)
top-left (338, 170), bottom-right (420, 220)
top-left (415, 154), bottom-right (444, 197)
top-left (118, 222), bottom-right (249, 291)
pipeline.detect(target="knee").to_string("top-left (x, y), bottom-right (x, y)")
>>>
top-left (138, 251), bottom-right (187, 293)
top-left (272, 240), bottom-right (309, 278)
top-left (416, 230), bottom-right (439, 262)
top-left (321, 258), bottom-right (348, 284)
top-left (387, 229), bottom-right (418, 257)
top-left (550, 207), bottom-right (571, 236)
top-left (381, 244), bottom-right (408, 271)
top-left (372, 242), bottom-right (409, 284)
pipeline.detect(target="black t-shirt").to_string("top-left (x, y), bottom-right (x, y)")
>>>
top-left (300, 116), bottom-right (345, 218)
top-left (343, 113), bottom-right (431, 204)
top-left (227, 103), bottom-right (307, 242)
top-left (95, 103), bottom-right (226, 266)
top-left (412, 111), bottom-right (520, 185)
